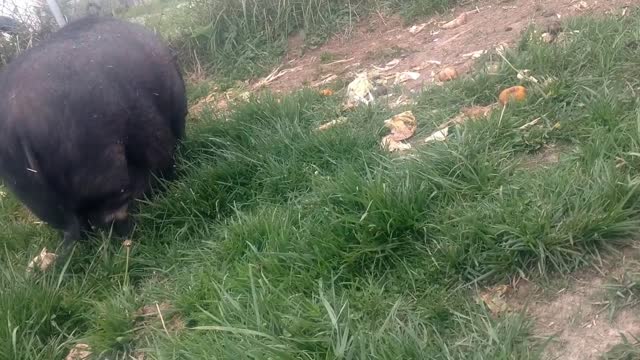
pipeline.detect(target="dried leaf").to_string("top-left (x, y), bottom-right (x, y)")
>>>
top-left (136, 302), bottom-right (173, 318)
top-left (478, 285), bottom-right (510, 316)
top-left (27, 247), bottom-right (57, 273)
top-left (65, 343), bottom-right (91, 360)
top-left (383, 111), bottom-right (417, 141)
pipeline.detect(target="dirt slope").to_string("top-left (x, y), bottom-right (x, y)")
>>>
top-left (254, 0), bottom-right (633, 95)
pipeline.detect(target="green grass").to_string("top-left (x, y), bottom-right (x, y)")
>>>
top-left (4, 9), bottom-right (640, 359)
top-left (602, 258), bottom-right (640, 321)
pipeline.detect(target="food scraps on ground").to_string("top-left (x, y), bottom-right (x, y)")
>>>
top-left (499, 86), bottom-right (527, 105)
top-left (346, 72), bottom-right (375, 108)
top-left (516, 69), bottom-right (538, 83)
top-left (27, 247), bottom-right (57, 272)
top-left (383, 111), bottom-right (417, 141)
top-left (424, 127), bottom-right (449, 143)
top-left (408, 23), bottom-right (427, 34)
top-left (462, 49), bottom-right (486, 59)
top-left (424, 104), bottom-right (495, 144)
top-left (437, 67), bottom-right (458, 82)
top-left (440, 13), bottom-right (467, 29)
top-left (381, 111), bottom-right (417, 152)
top-left (438, 104), bottom-right (495, 130)
top-left (381, 137), bottom-right (413, 152)
top-left (541, 32), bottom-right (555, 43)
top-left (390, 95), bottom-right (412, 108)
top-left (394, 71), bottom-right (421, 84)
top-left (320, 88), bottom-right (334, 96)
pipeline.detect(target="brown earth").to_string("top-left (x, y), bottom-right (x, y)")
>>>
top-left (254, 0), bottom-right (635, 95)
top-left (485, 243), bottom-right (640, 359)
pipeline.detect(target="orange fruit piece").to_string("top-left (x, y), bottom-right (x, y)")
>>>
top-left (498, 86), bottom-right (527, 105)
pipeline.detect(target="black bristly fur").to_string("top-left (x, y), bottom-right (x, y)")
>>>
top-left (0, 16), bottom-right (188, 260)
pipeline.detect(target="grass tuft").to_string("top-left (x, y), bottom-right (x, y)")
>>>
top-left (4, 8), bottom-right (640, 359)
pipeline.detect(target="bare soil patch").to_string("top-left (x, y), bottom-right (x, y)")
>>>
top-left (503, 243), bottom-right (640, 359)
top-left (256, 0), bottom-right (635, 95)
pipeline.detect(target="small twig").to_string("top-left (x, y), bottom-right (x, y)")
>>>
top-left (498, 103), bottom-right (507, 128)
top-left (464, 5), bottom-right (490, 16)
top-left (123, 239), bottom-right (132, 288)
top-left (438, 28), bottom-right (471, 47)
top-left (313, 74), bottom-right (338, 87)
top-left (376, 9), bottom-right (387, 27)
top-left (495, 50), bottom-right (522, 75)
top-left (252, 66), bottom-right (302, 90)
top-left (323, 57), bottom-right (355, 67)
top-left (156, 302), bottom-right (170, 337)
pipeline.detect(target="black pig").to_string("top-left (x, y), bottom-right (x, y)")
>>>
top-left (0, 16), bottom-right (187, 258)
top-left (0, 16), bottom-right (20, 34)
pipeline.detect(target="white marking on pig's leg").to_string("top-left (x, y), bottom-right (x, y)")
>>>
top-left (102, 203), bottom-right (129, 224)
